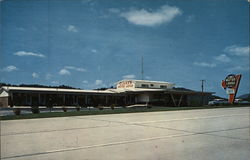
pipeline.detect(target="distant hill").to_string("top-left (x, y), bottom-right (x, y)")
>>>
top-left (209, 95), bottom-right (227, 100)
top-left (237, 94), bottom-right (250, 100)
top-left (0, 83), bottom-right (80, 90)
top-left (173, 87), bottom-right (193, 91)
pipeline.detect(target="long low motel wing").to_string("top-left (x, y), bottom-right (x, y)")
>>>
top-left (0, 80), bottom-right (214, 107)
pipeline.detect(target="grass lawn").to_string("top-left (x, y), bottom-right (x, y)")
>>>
top-left (0, 105), bottom-right (249, 121)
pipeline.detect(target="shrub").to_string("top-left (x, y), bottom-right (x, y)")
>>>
top-left (110, 104), bottom-right (115, 110)
top-left (31, 106), bottom-right (40, 114)
top-left (13, 108), bottom-right (21, 115)
top-left (62, 107), bottom-right (67, 112)
top-left (98, 106), bottom-right (104, 110)
top-left (10, 101), bottom-right (14, 108)
top-left (81, 104), bottom-right (87, 108)
top-left (147, 105), bottom-right (152, 109)
top-left (76, 106), bottom-right (80, 111)
top-left (46, 104), bottom-right (53, 112)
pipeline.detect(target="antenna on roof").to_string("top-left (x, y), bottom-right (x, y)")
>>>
top-left (141, 56), bottom-right (144, 80)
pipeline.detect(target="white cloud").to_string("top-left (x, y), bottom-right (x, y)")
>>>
top-left (14, 51), bottom-right (45, 58)
top-left (122, 74), bottom-right (136, 79)
top-left (18, 27), bottom-right (26, 31)
top-left (82, 80), bottom-right (88, 84)
top-left (65, 66), bottom-right (87, 72)
top-left (91, 49), bottom-right (97, 53)
top-left (185, 15), bottom-right (195, 23)
top-left (67, 25), bottom-right (78, 32)
top-left (45, 73), bottom-right (52, 80)
top-left (109, 8), bottom-right (120, 14)
top-left (59, 69), bottom-right (71, 75)
top-left (224, 45), bottom-right (249, 56)
top-left (51, 81), bottom-right (60, 85)
top-left (95, 80), bottom-right (103, 86)
top-left (226, 66), bottom-right (249, 72)
top-left (32, 72), bottom-right (39, 78)
top-left (145, 76), bottom-right (151, 80)
top-left (84, 80), bottom-right (106, 89)
top-left (193, 62), bottom-right (216, 68)
top-left (120, 5), bottom-right (182, 27)
top-left (81, 0), bottom-right (93, 4)
top-left (2, 65), bottom-right (18, 72)
top-left (214, 54), bottom-right (231, 63)
top-left (59, 66), bottom-right (86, 75)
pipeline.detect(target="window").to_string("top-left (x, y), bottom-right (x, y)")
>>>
top-left (141, 84), bottom-right (149, 88)
top-left (160, 85), bottom-right (167, 89)
top-left (150, 84), bottom-right (154, 87)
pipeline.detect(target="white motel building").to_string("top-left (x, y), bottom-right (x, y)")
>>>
top-left (0, 79), bottom-right (213, 107)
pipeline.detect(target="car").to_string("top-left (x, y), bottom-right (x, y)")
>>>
top-left (208, 99), bottom-right (229, 106)
top-left (237, 101), bottom-right (250, 104)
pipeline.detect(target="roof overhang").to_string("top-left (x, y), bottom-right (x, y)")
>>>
top-left (0, 86), bottom-right (114, 95)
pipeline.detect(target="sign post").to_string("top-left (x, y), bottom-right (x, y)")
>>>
top-left (221, 74), bottom-right (242, 104)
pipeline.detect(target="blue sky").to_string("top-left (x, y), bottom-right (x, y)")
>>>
top-left (0, 0), bottom-right (249, 97)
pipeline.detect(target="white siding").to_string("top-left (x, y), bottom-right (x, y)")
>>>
top-left (134, 81), bottom-right (175, 89)
top-left (116, 80), bottom-right (175, 89)
top-left (0, 90), bottom-right (9, 97)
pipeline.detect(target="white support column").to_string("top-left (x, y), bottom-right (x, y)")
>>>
top-left (170, 94), bottom-right (177, 107)
top-left (10, 92), bottom-right (13, 101)
top-left (178, 95), bottom-right (183, 107)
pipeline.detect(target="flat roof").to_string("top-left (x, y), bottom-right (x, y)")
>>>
top-left (116, 79), bottom-right (175, 85)
top-left (1, 86), bottom-right (113, 94)
top-left (108, 88), bottom-right (214, 95)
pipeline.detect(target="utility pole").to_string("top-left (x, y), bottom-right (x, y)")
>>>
top-left (201, 80), bottom-right (205, 92)
top-left (141, 56), bottom-right (144, 80)
top-left (201, 80), bottom-right (206, 105)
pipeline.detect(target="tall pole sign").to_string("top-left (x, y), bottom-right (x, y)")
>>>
top-left (221, 74), bottom-right (242, 104)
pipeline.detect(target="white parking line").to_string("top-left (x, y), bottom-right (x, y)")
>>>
top-left (128, 113), bottom-right (249, 125)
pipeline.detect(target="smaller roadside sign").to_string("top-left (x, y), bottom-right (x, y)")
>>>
top-left (226, 88), bottom-right (235, 94)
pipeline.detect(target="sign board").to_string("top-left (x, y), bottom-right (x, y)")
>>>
top-left (225, 74), bottom-right (236, 88)
top-left (117, 81), bottom-right (134, 89)
top-left (226, 88), bottom-right (235, 94)
top-left (221, 74), bottom-right (241, 104)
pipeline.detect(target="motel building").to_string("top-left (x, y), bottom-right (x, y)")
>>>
top-left (0, 80), bottom-right (213, 108)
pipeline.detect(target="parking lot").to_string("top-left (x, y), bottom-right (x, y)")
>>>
top-left (1, 107), bottom-right (249, 160)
